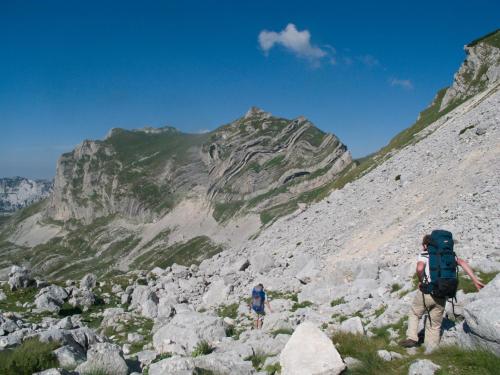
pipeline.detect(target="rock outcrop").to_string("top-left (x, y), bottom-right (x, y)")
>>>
top-left (0, 177), bottom-right (52, 215)
top-left (440, 30), bottom-right (500, 110)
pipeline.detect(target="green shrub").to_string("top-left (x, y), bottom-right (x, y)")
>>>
top-left (191, 340), bottom-right (214, 357)
top-left (265, 362), bottom-right (281, 375)
top-left (217, 303), bottom-right (239, 319)
top-left (459, 271), bottom-right (498, 294)
top-left (0, 338), bottom-right (59, 375)
top-left (330, 297), bottom-right (346, 307)
top-left (291, 300), bottom-right (313, 312)
top-left (245, 350), bottom-right (269, 371)
top-left (390, 283), bottom-right (402, 293)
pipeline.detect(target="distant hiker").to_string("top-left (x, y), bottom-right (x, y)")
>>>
top-left (399, 231), bottom-right (485, 350)
top-left (249, 283), bottom-right (272, 329)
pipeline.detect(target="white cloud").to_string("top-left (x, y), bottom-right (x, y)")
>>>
top-left (389, 77), bottom-right (414, 90)
top-left (258, 24), bottom-right (327, 63)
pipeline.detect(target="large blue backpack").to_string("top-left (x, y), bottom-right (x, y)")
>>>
top-left (422, 229), bottom-right (458, 298)
top-left (251, 286), bottom-right (265, 313)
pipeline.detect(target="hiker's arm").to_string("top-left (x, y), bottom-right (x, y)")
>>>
top-left (457, 258), bottom-right (485, 291)
top-left (416, 261), bottom-right (426, 284)
top-left (265, 300), bottom-right (272, 313)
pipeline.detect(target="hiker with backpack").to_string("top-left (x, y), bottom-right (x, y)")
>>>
top-left (399, 230), bottom-right (485, 350)
top-left (249, 283), bottom-right (272, 329)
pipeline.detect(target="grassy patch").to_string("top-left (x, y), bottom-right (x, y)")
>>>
top-left (330, 297), bottom-right (346, 307)
top-left (291, 300), bottom-right (313, 312)
top-left (0, 285), bottom-right (38, 313)
top-left (212, 201), bottom-right (244, 223)
top-left (0, 338), bottom-right (58, 375)
top-left (245, 350), bottom-right (269, 371)
top-left (390, 283), bottom-right (402, 293)
top-left (266, 290), bottom-right (298, 302)
top-left (264, 362), bottom-right (281, 375)
top-left (191, 340), bottom-right (214, 357)
top-left (131, 236), bottom-right (223, 270)
top-left (458, 271), bottom-right (498, 294)
top-left (332, 330), bottom-right (500, 374)
top-left (216, 303), bottom-right (239, 319)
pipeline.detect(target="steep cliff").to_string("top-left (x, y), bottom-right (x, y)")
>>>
top-left (440, 30), bottom-right (500, 110)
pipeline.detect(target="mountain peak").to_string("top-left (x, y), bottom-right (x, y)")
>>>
top-left (243, 106), bottom-right (272, 119)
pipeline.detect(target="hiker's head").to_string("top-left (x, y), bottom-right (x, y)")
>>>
top-left (254, 283), bottom-right (264, 291)
top-left (422, 234), bottom-right (432, 250)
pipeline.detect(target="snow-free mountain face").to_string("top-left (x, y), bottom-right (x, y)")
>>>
top-left (0, 110), bottom-right (351, 279)
top-left (0, 177), bottom-right (52, 215)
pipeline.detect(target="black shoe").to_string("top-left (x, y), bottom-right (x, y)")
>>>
top-left (398, 338), bottom-right (418, 348)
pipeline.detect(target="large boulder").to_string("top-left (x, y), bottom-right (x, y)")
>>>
top-left (202, 278), bottom-right (232, 308)
top-left (280, 321), bottom-right (345, 375)
top-left (153, 312), bottom-right (226, 355)
top-left (53, 345), bottom-right (86, 368)
top-left (148, 356), bottom-right (196, 375)
top-left (459, 274), bottom-right (500, 354)
top-left (75, 342), bottom-right (128, 375)
top-left (194, 351), bottom-right (255, 375)
top-left (35, 285), bottom-right (69, 312)
top-left (130, 285), bottom-right (159, 318)
top-left (68, 288), bottom-right (96, 311)
top-left (8, 265), bottom-right (35, 291)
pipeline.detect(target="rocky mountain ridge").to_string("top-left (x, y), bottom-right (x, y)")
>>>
top-left (0, 177), bottom-right (52, 215)
top-left (46, 107), bottom-right (350, 225)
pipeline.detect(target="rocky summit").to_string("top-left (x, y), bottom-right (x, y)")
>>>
top-left (0, 30), bottom-right (499, 375)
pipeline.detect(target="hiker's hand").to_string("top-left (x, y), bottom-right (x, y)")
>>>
top-left (418, 282), bottom-right (423, 291)
top-left (474, 280), bottom-right (485, 291)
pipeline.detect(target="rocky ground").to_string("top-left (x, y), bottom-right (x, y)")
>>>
top-left (1, 82), bottom-right (499, 374)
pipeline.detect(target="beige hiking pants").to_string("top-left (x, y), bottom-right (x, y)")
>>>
top-left (406, 291), bottom-right (446, 347)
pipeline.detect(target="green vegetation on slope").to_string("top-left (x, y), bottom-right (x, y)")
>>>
top-left (0, 338), bottom-right (58, 375)
top-left (131, 235), bottom-right (223, 270)
top-left (467, 29), bottom-right (500, 48)
top-left (333, 331), bottom-right (500, 375)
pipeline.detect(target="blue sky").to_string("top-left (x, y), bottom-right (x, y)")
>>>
top-left (1, 1), bottom-right (499, 179)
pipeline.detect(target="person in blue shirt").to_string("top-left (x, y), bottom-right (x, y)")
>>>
top-left (249, 283), bottom-right (273, 329)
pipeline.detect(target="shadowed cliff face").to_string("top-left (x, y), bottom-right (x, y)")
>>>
top-left (46, 107), bottom-right (351, 224)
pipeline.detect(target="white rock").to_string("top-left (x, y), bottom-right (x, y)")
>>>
top-left (408, 359), bottom-right (441, 375)
top-left (75, 342), bottom-right (128, 375)
top-left (280, 321), bottom-right (345, 375)
top-left (339, 317), bottom-right (364, 335)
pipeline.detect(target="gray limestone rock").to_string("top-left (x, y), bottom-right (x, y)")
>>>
top-left (339, 317), bottom-right (365, 335)
top-left (53, 345), bottom-right (86, 368)
top-left (153, 311), bottom-right (226, 355)
top-left (280, 321), bottom-right (345, 375)
top-left (408, 359), bottom-right (441, 375)
top-left (8, 265), bottom-right (35, 291)
top-left (75, 342), bottom-right (128, 375)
